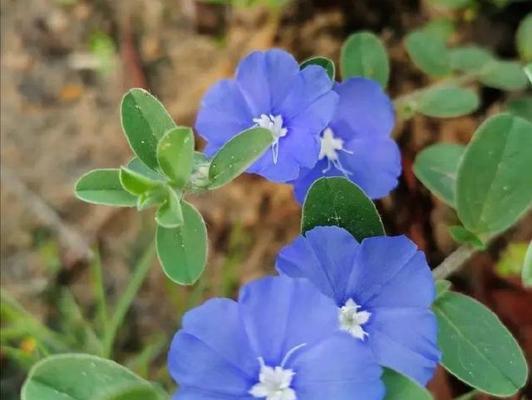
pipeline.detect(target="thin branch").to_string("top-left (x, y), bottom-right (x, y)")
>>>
top-left (432, 244), bottom-right (477, 279)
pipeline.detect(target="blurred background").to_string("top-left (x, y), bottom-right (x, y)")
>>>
top-left (1, 0), bottom-right (531, 398)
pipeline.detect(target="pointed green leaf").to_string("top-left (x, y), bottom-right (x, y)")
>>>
top-left (516, 13), bottom-right (532, 62)
top-left (21, 354), bottom-right (164, 400)
top-left (456, 114), bottom-right (532, 235)
top-left (340, 31), bottom-right (390, 87)
top-left (156, 127), bottom-right (194, 188)
top-left (127, 158), bottom-right (165, 181)
top-left (433, 292), bottom-right (528, 396)
top-left (75, 169), bottom-right (137, 207)
top-left (382, 369), bottom-right (432, 400)
top-left (300, 56), bottom-right (335, 80)
top-left (448, 225), bottom-right (485, 249)
top-left (156, 201), bottom-right (207, 285)
top-left (155, 189), bottom-right (183, 228)
top-left (479, 61), bottom-right (528, 91)
top-left (119, 167), bottom-right (162, 196)
top-left (208, 127), bottom-right (273, 189)
top-left (405, 30), bottom-right (451, 77)
top-left (523, 242), bottom-right (532, 287)
top-left (302, 177), bottom-right (385, 241)
top-left (449, 46), bottom-right (494, 72)
top-left (413, 143), bottom-right (465, 207)
top-left (121, 88), bottom-right (177, 170)
top-left (415, 86), bottom-right (479, 118)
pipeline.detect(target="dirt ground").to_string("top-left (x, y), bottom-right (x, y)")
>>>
top-left (1, 0), bottom-right (531, 398)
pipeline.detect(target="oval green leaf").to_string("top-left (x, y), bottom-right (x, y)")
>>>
top-left (516, 13), bottom-right (532, 62)
top-left (413, 143), bottom-right (465, 207)
top-left (449, 46), bottom-right (494, 72)
top-left (479, 61), bottom-right (528, 91)
top-left (155, 188), bottom-right (184, 228)
top-left (119, 167), bottom-right (162, 196)
top-left (340, 31), bottom-right (390, 87)
top-left (382, 368), bottom-right (432, 400)
top-left (156, 201), bottom-right (207, 285)
top-left (21, 353), bottom-right (163, 400)
top-left (415, 86), bottom-right (479, 118)
top-left (405, 30), bottom-right (451, 77)
top-left (127, 157), bottom-right (165, 181)
top-left (301, 177), bottom-right (385, 241)
top-left (300, 56), bottom-right (335, 80)
top-left (75, 169), bottom-right (137, 207)
top-left (157, 126), bottom-right (194, 188)
top-left (448, 225), bottom-right (485, 249)
top-left (433, 292), bottom-right (528, 396)
top-left (121, 88), bottom-right (177, 170)
top-left (208, 127), bottom-right (273, 189)
top-left (456, 114), bottom-right (532, 235)
top-left (97, 383), bottom-right (164, 400)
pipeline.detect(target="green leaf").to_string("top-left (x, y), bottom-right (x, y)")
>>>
top-left (382, 368), bottom-right (432, 400)
top-left (495, 242), bottom-right (529, 277)
top-left (449, 46), bottom-right (494, 72)
top-left (448, 225), bottom-right (485, 249)
top-left (300, 56), bottom-right (335, 80)
top-left (21, 353), bottom-right (164, 400)
top-left (523, 242), bottom-right (532, 287)
top-left (415, 86), bottom-right (479, 118)
top-left (136, 186), bottom-right (167, 211)
top-left (479, 61), bottom-right (528, 91)
top-left (121, 88), bottom-right (177, 170)
top-left (433, 292), bottom-right (528, 396)
top-left (301, 177), bottom-right (385, 241)
top-left (127, 158), bottom-right (164, 181)
top-left (155, 188), bottom-right (183, 228)
top-left (413, 143), bottom-right (465, 207)
top-left (525, 63), bottom-right (532, 83)
top-left (75, 169), bottom-right (137, 207)
top-left (96, 383), bottom-right (164, 400)
top-left (423, 18), bottom-right (455, 42)
top-left (456, 114), bottom-right (532, 235)
top-left (119, 167), bottom-right (162, 196)
top-left (156, 127), bottom-right (194, 188)
top-left (340, 31), bottom-right (390, 87)
top-left (208, 127), bottom-right (273, 189)
top-left (405, 30), bottom-right (451, 77)
top-left (516, 13), bottom-right (532, 62)
top-left (156, 201), bottom-right (207, 285)
top-left (435, 279), bottom-right (452, 299)
top-left (506, 96), bottom-right (532, 123)
top-left (428, 0), bottom-right (473, 10)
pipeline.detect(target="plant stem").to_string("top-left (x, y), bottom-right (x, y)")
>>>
top-left (432, 244), bottom-right (477, 279)
top-left (102, 243), bottom-right (156, 358)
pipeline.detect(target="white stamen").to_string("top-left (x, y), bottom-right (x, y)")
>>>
top-left (253, 114), bottom-right (288, 164)
top-left (319, 128), bottom-right (353, 176)
top-left (249, 358), bottom-right (297, 400)
top-left (338, 299), bottom-right (371, 340)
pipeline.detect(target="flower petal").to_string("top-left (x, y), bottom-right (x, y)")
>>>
top-left (195, 79), bottom-right (253, 151)
top-left (367, 308), bottom-right (440, 385)
top-left (276, 226), bottom-right (360, 304)
top-left (290, 333), bottom-right (385, 400)
top-left (169, 332), bottom-right (254, 396)
top-left (236, 49), bottom-right (300, 116)
top-left (347, 236), bottom-right (435, 308)
top-left (238, 276), bottom-right (338, 366)
top-left (331, 78), bottom-right (395, 139)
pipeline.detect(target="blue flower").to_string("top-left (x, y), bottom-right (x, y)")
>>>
top-left (196, 49), bottom-right (338, 183)
top-left (291, 78), bottom-right (401, 203)
top-left (276, 226), bottom-right (440, 386)
top-left (168, 276), bottom-right (385, 399)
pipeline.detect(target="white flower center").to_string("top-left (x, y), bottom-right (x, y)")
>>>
top-left (319, 128), bottom-right (353, 176)
top-left (253, 114), bottom-right (288, 164)
top-left (249, 359), bottom-right (296, 400)
top-left (338, 299), bottom-right (371, 340)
